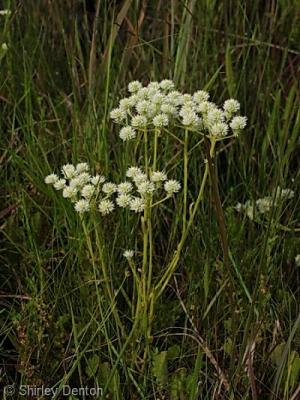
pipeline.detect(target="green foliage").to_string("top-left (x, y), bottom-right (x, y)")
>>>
top-left (152, 350), bottom-right (168, 386)
top-left (1, 1), bottom-right (300, 399)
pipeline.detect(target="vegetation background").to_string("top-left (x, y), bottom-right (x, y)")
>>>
top-left (1, 0), bottom-right (300, 399)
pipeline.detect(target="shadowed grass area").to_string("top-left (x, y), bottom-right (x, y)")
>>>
top-left (1, 1), bottom-right (300, 399)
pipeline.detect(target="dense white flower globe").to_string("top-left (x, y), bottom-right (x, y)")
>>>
top-left (45, 174), bottom-right (59, 185)
top-left (75, 199), bottom-right (90, 214)
top-left (164, 180), bottom-right (181, 195)
top-left (98, 199), bottom-right (115, 215)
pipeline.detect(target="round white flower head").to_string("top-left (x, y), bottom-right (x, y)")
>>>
top-left (150, 171), bottom-right (167, 183)
top-left (151, 93), bottom-right (164, 105)
top-left (63, 186), bottom-right (78, 199)
top-left (69, 173), bottom-right (90, 189)
top-left (230, 116), bottom-right (247, 131)
top-left (110, 108), bottom-right (127, 123)
top-left (193, 90), bottom-right (210, 103)
top-left (181, 111), bottom-right (200, 127)
top-left (181, 94), bottom-right (193, 104)
top-left (81, 184), bottom-right (95, 199)
top-left (210, 122), bottom-right (229, 137)
top-left (102, 182), bottom-right (117, 196)
top-left (153, 113), bottom-right (169, 128)
top-left (116, 194), bottom-right (132, 208)
top-left (256, 198), bottom-right (272, 214)
top-left (197, 101), bottom-right (215, 114)
top-left (146, 103), bottom-right (158, 118)
top-left (126, 167), bottom-right (143, 179)
top-left (131, 115), bottom-right (148, 129)
top-left (123, 250), bottom-right (134, 259)
top-left (54, 179), bottom-right (66, 190)
top-left (119, 98), bottom-right (133, 111)
top-left (62, 164), bottom-right (76, 179)
top-left (147, 81), bottom-right (160, 91)
top-left (137, 181), bottom-right (155, 196)
top-left (91, 174), bottom-right (106, 186)
top-left (183, 100), bottom-right (197, 111)
top-left (119, 126), bottom-right (136, 141)
top-left (164, 180), bottom-right (181, 195)
top-left (128, 94), bottom-right (138, 107)
top-left (129, 197), bottom-right (145, 213)
top-left (147, 87), bottom-right (160, 99)
top-left (206, 109), bottom-right (225, 125)
top-left (179, 106), bottom-right (192, 117)
top-left (166, 90), bottom-right (183, 106)
top-left (223, 99), bottom-right (240, 116)
top-left (75, 199), bottom-right (90, 214)
top-left (135, 100), bottom-right (150, 115)
top-left (76, 163), bottom-right (89, 174)
top-left (133, 173), bottom-right (148, 186)
top-left (45, 174), bottom-right (59, 185)
top-left (117, 182), bottom-right (133, 194)
top-left (160, 104), bottom-right (177, 115)
top-left (99, 199), bottom-right (115, 215)
top-left (295, 255), bottom-right (300, 267)
top-left (137, 87), bottom-right (151, 100)
top-left (159, 79), bottom-right (175, 92)
top-left (128, 80), bottom-right (142, 93)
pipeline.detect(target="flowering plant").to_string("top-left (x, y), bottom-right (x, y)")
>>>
top-left (45, 79), bottom-right (247, 380)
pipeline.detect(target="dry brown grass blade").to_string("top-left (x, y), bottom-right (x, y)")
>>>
top-left (88, 0), bottom-right (101, 94)
top-left (162, 12), bottom-right (170, 75)
top-left (101, 0), bottom-right (134, 73)
top-left (122, 1), bottom-right (147, 74)
top-left (245, 340), bottom-right (258, 400)
top-left (290, 384), bottom-right (300, 400)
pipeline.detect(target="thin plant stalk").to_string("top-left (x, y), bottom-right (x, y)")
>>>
top-left (82, 218), bottom-right (125, 338)
top-left (147, 128), bottom-right (159, 295)
top-left (183, 129), bottom-right (188, 235)
top-left (144, 139), bottom-right (216, 351)
top-left (154, 139), bottom-right (216, 301)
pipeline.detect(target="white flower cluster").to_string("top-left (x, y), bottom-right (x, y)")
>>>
top-left (235, 187), bottom-right (294, 220)
top-left (110, 80), bottom-right (247, 140)
top-left (114, 166), bottom-right (180, 213)
top-left (45, 163), bottom-right (111, 215)
top-left (45, 163), bottom-right (180, 215)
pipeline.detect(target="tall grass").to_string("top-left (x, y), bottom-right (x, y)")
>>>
top-left (1, 1), bottom-right (300, 399)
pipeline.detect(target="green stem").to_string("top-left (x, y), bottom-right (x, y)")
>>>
top-left (183, 129), bottom-right (188, 235)
top-left (103, 288), bottom-right (142, 397)
top-left (153, 128), bottom-right (158, 171)
top-left (154, 140), bottom-right (216, 301)
top-left (89, 219), bottom-right (125, 337)
top-left (147, 129), bottom-right (159, 295)
top-left (141, 128), bottom-right (150, 346)
top-left (144, 128), bottom-right (148, 174)
top-left (141, 211), bottom-right (148, 312)
top-left (151, 195), bottom-right (170, 208)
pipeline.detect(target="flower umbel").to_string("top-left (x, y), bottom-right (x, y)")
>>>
top-left (110, 80), bottom-right (247, 140)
